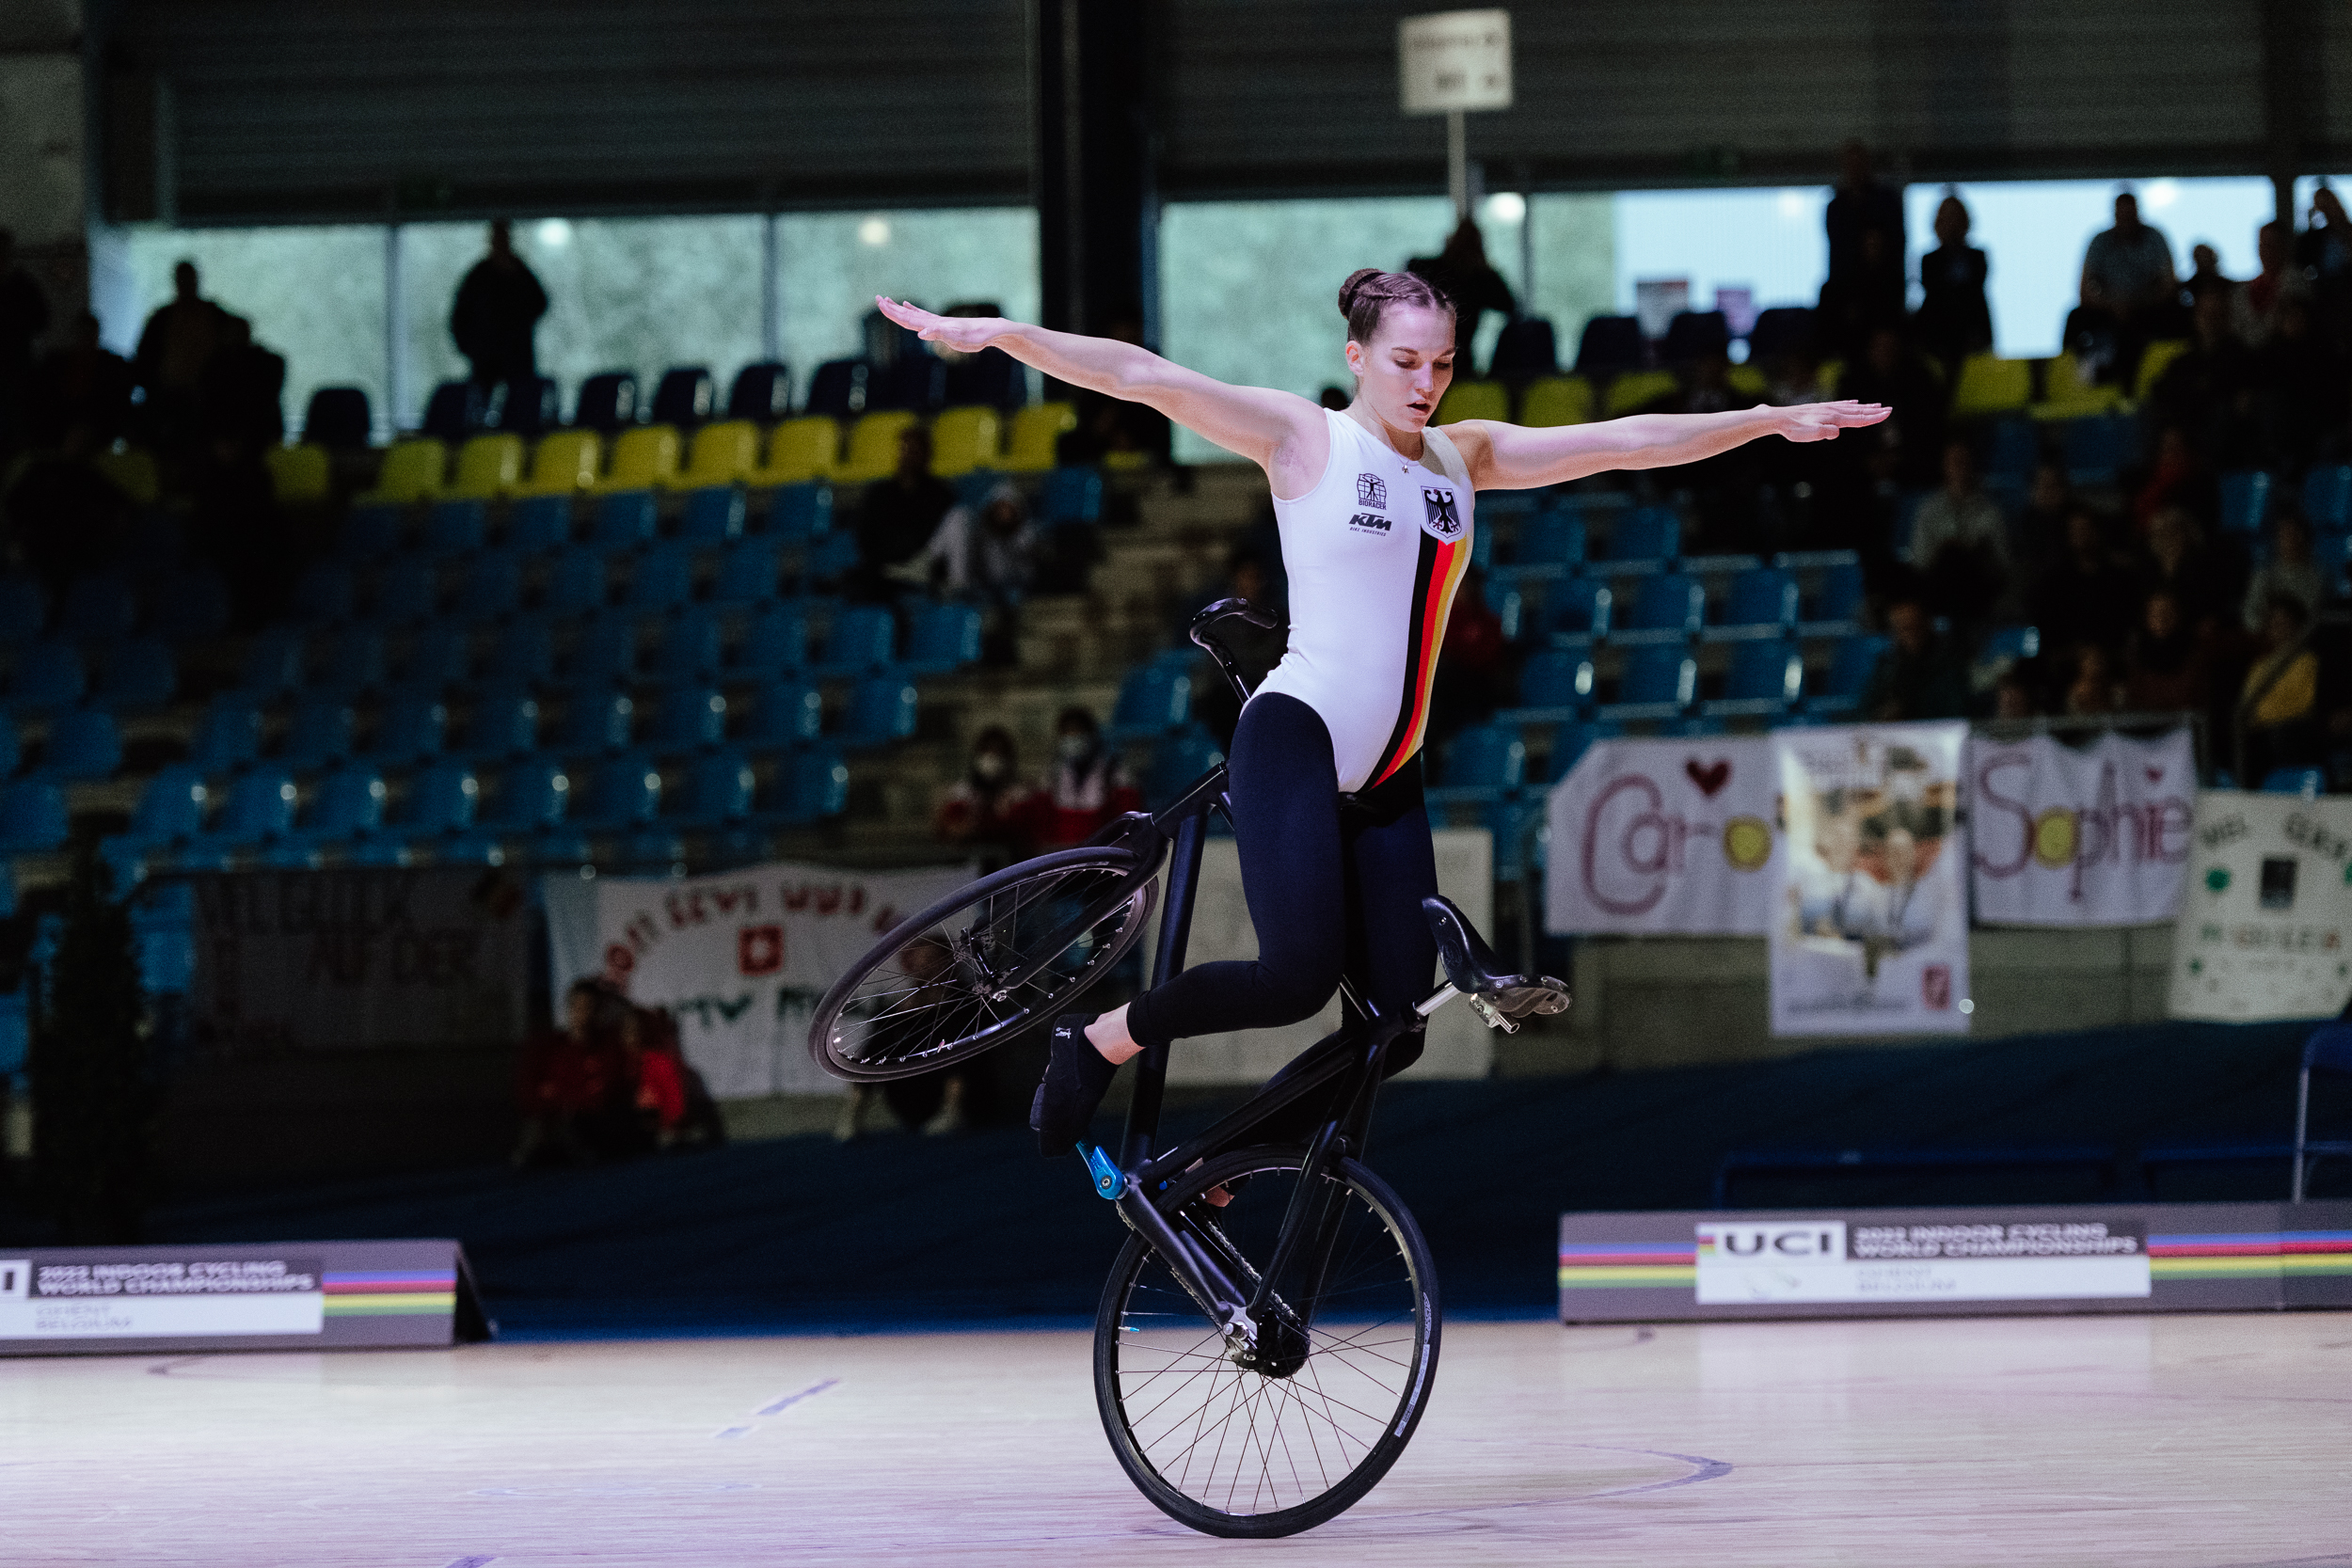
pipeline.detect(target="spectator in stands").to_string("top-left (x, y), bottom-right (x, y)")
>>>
top-left (2074, 190), bottom-right (2182, 383)
top-left (199, 315), bottom-right (285, 450)
top-left (1817, 226), bottom-right (1907, 364)
top-left (1406, 218), bottom-right (1513, 368)
top-left (0, 227), bottom-right (49, 455)
top-left (618, 1004), bottom-right (686, 1154)
top-left (855, 424), bottom-right (956, 602)
top-left (2141, 502), bottom-right (2231, 638)
top-left (1910, 438), bottom-right (2012, 624)
top-left (2062, 642), bottom-right (2123, 716)
top-left (2151, 293), bottom-right (2260, 472)
top-left (1992, 669), bottom-right (2041, 720)
top-left (450, 220), bottom-right (548, 392)
top-left (2013, 458), bottom-right (2075, 576)
top-left (25, 310), bottom-right (134, 450)
top-left (909, 480), bottom-right (1041, 663)
top-left (1025, 706), bottom-right (1141, 850)
top-left (2251, 297), bottom-right (2346, 467)
top-left (512, 978), bottom-right (624, 1169)
top-left (2298, 185), bottom-right (2352, 350)
top-left (1864, 594), bottom-right (1968, 721)
top-left (934, 725), bottom-right (1033, 869)
top-left (2132, 421), bottom-right (2222, 535)
top-left (1839, 326), bottom-right (1946, 487)
top-left (2182, 242), bottom-right (2233, 306)
top-left (2238, 591), bottom-right (2321, 779)
top-left (2125, 588), bottom-right (2212, 713)
top-left (2030, 508), bottom-right (2135, 659)
top-left (2243, 511), bottom-right (2328, 632)
top-left (2232, 220), bottom-right (2311, 349)
top-left (1825, 140), bottom-right (1906, 307)
top-left (134, 260), bottom-right (236, 456)
top-left (2, 422), bottom-right (136, 594)
top-left (1912, 192), bottom-right (1993, 374)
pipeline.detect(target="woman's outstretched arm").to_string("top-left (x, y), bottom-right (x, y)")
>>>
top-left (1447, 402), bottom-right (1891, 490)
top-left (874, 297), bottom-right (1327, 492)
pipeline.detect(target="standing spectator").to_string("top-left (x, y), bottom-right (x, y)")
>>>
top-left (511, 978), bottom-right (624, 1169)
top-left (26, 311), bottom-right (135, 449)
top-left (1909, 438), bottom-right (2012, 624)
top-left (1912, 192), bottom-right (1993, 373)
top-left (1025, 706), bottom-right (1141, 849)
top-left (618, 1006), bottom-right (686, 1154)
top-left (2074, 190), bottom-right (2182, 383)
top-left (908, 480), bottom-right (1041, 663)
top-left (2238, 592), bottom-right (2320, 781)
top-left (0, 227), bottom-right (50, 454)
top-left (2150, 293), bottom-right (2260, 470)
top-left (855, 425), bottom-right (955, 602)
top-left (1824, 140), bottom-right (1906, 306)
top-left (2298, 185), bottom-right (2352, 351)
top-left (1864, 595), bottom-right (1968, 721)
top-left (2182, 242), bottom-right (2233, 306)
top-left (1818, 227), bottom-right (1907, 364)
top-left (199, 315), bottom-right (286, 450)
top-left (2232, 220), bottom-right (2311, 349)
top-left (2124, 588), bottom-right (2212, 714)
top-left (2242, 511), bottom-right (2328, 631)
top-left (2029, 506), bottom-right (2139, 659)
top-left (934, 725), bottom-right (1033, 869)
top-left (1839, 325), bottom-right (1947, 487)
top-left (134, 260), bottom-right (236, 456)
top-left (1406, 217), bottom-right (1513, 368)
top-left (450, 220), bottom-right (549, 392)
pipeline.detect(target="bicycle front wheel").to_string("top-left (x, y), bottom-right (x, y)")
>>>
top-left (1093, 1145), bottom-right (1440, 1538)
top-left (806, 847), bottom-right (1155, 1082)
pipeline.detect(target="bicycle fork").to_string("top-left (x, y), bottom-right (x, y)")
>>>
top-left (1087, 1146), bottom-right (1259, 1353)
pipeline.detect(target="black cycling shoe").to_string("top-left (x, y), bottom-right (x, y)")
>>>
top-left (1031, 1012), bottom-right (1118, 1158)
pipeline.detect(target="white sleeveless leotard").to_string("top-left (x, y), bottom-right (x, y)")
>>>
top-left (1252, 409), bottom-right (1476, 793)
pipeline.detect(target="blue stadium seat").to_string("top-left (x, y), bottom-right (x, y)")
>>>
top-left (457, 552), bottom-right (524, 623)
top-left (904, 602), bottom-right (982, 674)
top-left (945, 346), bottom-right (1025, 409)
top-left (397, 625), bottom-right (471, 692)
top-left (1502, 512), bottom-right (1586, 580)
top-left (1708, 567), bottom-right (1799, 641)
top-left (96, 638), bottom-right (178, 708)
top-left (125, 511), bottom-right (186, 577)
top-left (421, 379), bottom-right (484, 443)
top-left (837, 674), bottom-right (917, 748)
top-left (0, 779), bottom-right (70, 852)
top-left (486, 617), bottom-right (556, 686)
top-left (758, 746), bottom-right (850, 826)
top-left (292, 561), bottom-right (357, 624)
top-left (0, 577), bottom-right (44, 644)
top-left (565, 612), bottom-right (641, 688)
top-left (460, 683), bottom-right (541, 759)
top-left (1546, 719), bottom-right (1622, 780)
top-left (369, 694), bottom-right (448, 763)
top-left (712, 538), bottom-right (784, 604)
top-left (1485, 793), bottom-right (1549, 882)
top-left (39, 708), bottom-right (121, 782)
top-left (492, 374), bottom-right (560, 436)
top-left (805, 358), bottom-right (870, 420)
top-left (102, 764), bottom-right (209, 879)
top-left (1661, 309), bottom-right (1730, 363)
top-left (803, 531), bottom-right (860, 583)
top-left (506, 494), bottom-right (575, 552)
top-left (1145, 726), bottom-right (1222, 810)
top-left (1424, 722), bottom-right (1527, 806)
top-left (593, 490), bottom-right (660, 549)
top-left (767, 483), bottom-right (834, 542)
top-left (1805, 634), bottom-right (1891, 718)
top-left (201, 767), bottom-right (301, 853)
top-left (1979, 624), bottom-right (2042, 664)
top-left (1613, 573), bottom-right (1705, 645)
top-left (543, 546), bottom-right (609, 615)
top-left (400, 761), bottom-right (482, 840)
top-left (151, 566), bottom-right (231, 644)
top-left (728, 362), bottom-right (792, 424)
top-left (304, 386), bottom-right (373, 449)
top-left (10, 642), bottom-right (86, 712)
top-left (2303, 466), bottom-right (2352, 531)
top-left (1503, 647), bottom-right (1596, 721)
top-left (651, 367), bottom-right (716, 429)
top-left (280, 698), bottom-right (357, 770)
top-left (453, 760), bottom-right (574, 863)
top-left (816, 607), bottom-right (896, 675)
top-left (1984, 417), bottom-right (2040, 484)
top-left (739, 601), bottom-right (813, 671)
top-left (651, 687), bottom-right (727, 753)
top-left (314, 626), bottom-right (387, 695)
top-left (1041, 467), bottom-right (1104, 525)
top-left (338, 503), bottom-right (405, 562)
top-left (2218, 471), bottom-right (2275, 535)
top-left (744, 680), bottom-right (823, 748)
top-left (1598, 645), bottom-right (1696, 720)
top-left (1541, 578), bottom-right (1611, 647)
top-left (1600, 507), bottom-right (1680, 574)
top-left (560, 688), bottom-right (636, 754)
top-left (626, 546), bottom-right (696, 611)
top-left (2261, 766), bottom-right (2326, 798)
top-left (0, 717), bottom-right (16, 778)
top-left (372, 557), bottom-right (440, 626)
top-left (1484, 578), bottom-right (1523, 641)
top-left (573, 372), bottom-right (638, 434)
top-left (1104, 660), bottom-right (1192, 741)
top-left (684, 751), bottom-right (756, 823)
top-left (59, 575), bottom-right (139, 641)
top-left (301, 766), bottom-right (389, 845)
top-left (190, 693), bottom-right (266, 772)
top-left (1703, 640), bottom-right (1805, 717)
top-left (680, 486), bottom-right (747, 545)
top-left (1797, 558), bottom-right (1867, 636)
top-left (425, 499), bottom-right (488, 556)
top-left (2061, 415), bottom-right (2138, 483)
top-left (574, 751), bottom-right (663, 829)
top-left (655, 606), bottom-right (723, 685)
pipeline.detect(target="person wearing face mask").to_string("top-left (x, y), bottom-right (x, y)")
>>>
top-left (934, 725), bottom-right (1034, 869)
top-left (1025, 707), bottom-right (1140, 852)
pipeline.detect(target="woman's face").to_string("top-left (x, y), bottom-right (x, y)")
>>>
top-left (2144, 594), bottom-right (2180, 639)
top-left (1344, 303), bottom-right (1455, 436)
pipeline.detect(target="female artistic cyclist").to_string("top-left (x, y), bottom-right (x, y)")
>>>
top-left (875, 275), bottom-right (1887, 1156)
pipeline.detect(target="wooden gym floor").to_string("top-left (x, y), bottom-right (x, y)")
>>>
top-left (3, 1312), bottom-right (2348, 1566)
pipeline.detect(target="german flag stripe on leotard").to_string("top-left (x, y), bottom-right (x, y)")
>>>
top-left (1367, 531), bottom-right (1473, 788)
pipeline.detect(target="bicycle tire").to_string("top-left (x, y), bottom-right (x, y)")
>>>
top-left (805, 847), bottom-right (1156, 1083)
top-left (1092, 1145), bottom-right (1441, 1538)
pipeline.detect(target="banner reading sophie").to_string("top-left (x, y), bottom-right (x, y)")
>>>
top-left (1771, 721), bottom-right (1971, 1037)
top-left (1968, 729), bottom-right (2193, 926)
top-left (2169, 791), bottom-right (2352, 1022)
top-left (1546, 736), bottom-right (1780, 935)
top-left (545, 860), bottom-right (972, 1098)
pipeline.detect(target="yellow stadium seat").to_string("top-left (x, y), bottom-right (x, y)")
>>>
top-left (1603, 370), bottom-right (1679, 420)
top-left (1434, 379), bottom-right (1509, 423)
top-left (2134, 339), bottom-right (2192, 403)
top-left (1818, 359), bottom-right (1844, 394)
top-left (263, 443), bottom-right (333, 506)
top-left (834, 411), bottom-right (921, 483)
top-left (358, 438), bottom-right (447, 504)
top-left (91, 446), bottom-right (161, 506)
top-left (447, 434), bottom-right (526, 499)
top-left (673, 420), bottom-right (761, 490)
top-left (930, 405), bottom-right (1005, 477)
top-left (520, 430), bottom-right (601, 495)
top-left (1517, 376), bottom-right (1594, 428)
top-left (596, 425), bottom-right (681, 494)
top-left (750, 416), bottom-right (839, 487)
top-left (2032, 352), bottom-right (2124, 420)
top-left (1725, 364), bottom-right (1769, 399)
top-left (1949, 354), bottom-right (2033, 419)
top-left (1002, 402), bottom-right (1077, 473)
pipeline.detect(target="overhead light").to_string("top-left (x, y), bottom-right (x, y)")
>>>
top-left (536, 218), bottom-right (573, 247)
top-left (1483, 191), bottom-right (1527, 225)
top-left (2142, 179), bottom-right (2180, 211)
top-left (858, 217), bottom-right (892, 247)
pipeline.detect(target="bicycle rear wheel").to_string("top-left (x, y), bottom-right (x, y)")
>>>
top-left (1093, 1145), bottom-right (1440, 1538)
top-left (806, 847), bottom-right (1155, 1083)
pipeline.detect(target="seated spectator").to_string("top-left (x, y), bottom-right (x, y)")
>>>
top-left (633, 1004), bottom-right (723, 1150)
top-left (2141, 503), bottom-right (2232, 638)
top-left (2239, 591), bottom-right (2321, 778)
top-left (2251, 298), bottom-right (2346, 467)
top-left (855, 425), bottom-right (955, 602)
top-left (512, 978), bottom-right (624, 1169)
top-left (25, 311), bottom-right (135, 449)
top-left (1910, 438), bottom-right (2012, 624)
top-left (1025, 705), bottom-right (1141, 849)
top-left (2072, 189), bottom-right (2183, 384)
top-left (1839, 326), bottom-right (1946, 487)
top-left (2031, 505), bottom-right (2139, 657)
top-left (1864, 595), bottom-right (1968, 721)
top-left (2243, 511), bottom-right (2328, 632)
top-left (1993, 669), bottom-right (2042, 720)
top-left (907, 479), bottom-right (1040, 664)
top-left (1912, 192), bottom-right (1993, 375)
top-left (934, 725), bottom-right (1034, 869)
top-left (2125, 588), bottom-right (2212, 713)
top-left (618, 1005), bottom-right (686, 1154)
top-left (2132, 423), bottom-right (2220, 536)
top-left (2062, 642), bottom-right (2122, 716)
top-left (3, 423), bottom-right (137, 594)
top-left (2232, 219), bottom-right (2312, 348)
top-left (2150, 295), bottom-right (2259, 473)
top-left (1407, 217), bottom-right (1516, 367)
top-left (2013, 458), bottom-right (2074, 576)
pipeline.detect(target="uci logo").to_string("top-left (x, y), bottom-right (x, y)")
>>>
top-left (1701, 1223), bottom-right (1845, 1262)
top-left (1420, 486), bottom-right (1463, 541)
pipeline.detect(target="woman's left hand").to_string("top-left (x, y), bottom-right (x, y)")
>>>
top-left (1771, 400), bottom-right (1893, 442)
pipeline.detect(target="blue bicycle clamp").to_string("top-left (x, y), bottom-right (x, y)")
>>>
top-left (1083, 1144), bottom-right (1124, 1199)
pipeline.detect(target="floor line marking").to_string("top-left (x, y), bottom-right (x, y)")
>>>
top-left (754, 1377), bottom-right (839, 1417)
top-left (714, 1426), bottom-right (754, 1440)
top-left (442, 1557), bottom-right (500, 1567)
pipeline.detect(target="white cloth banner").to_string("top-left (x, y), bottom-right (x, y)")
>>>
top-left (1545, 736), bottom-right (1781, 935)
top-left (545, 861), bottom-right (972, 1099)
top-left (2169, 791), bottom-right (2352, 1022)
top-left (1772, 721), bottom-right (1972, 1037)
top-left (1967, 730), bottom-right (2196, 927)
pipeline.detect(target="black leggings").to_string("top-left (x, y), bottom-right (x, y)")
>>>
top-left (1126, 692), bottom-right (1437, 1072)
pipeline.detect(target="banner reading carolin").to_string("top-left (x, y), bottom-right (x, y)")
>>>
top-left (1771, 721), bottom-right (1970, 1037)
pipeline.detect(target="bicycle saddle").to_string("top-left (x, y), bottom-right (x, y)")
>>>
top-left (1420, 895), bottom-right (1570, 1019)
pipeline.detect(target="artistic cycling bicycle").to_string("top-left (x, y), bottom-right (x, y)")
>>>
top-left (807, 600), bottom-right (1569, 1537)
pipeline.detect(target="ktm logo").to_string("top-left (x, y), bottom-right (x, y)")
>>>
top-left (1347, 512), bottom-right (1391, 533)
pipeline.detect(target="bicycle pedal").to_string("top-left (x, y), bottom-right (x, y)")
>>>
top-left (1466, 993), bottom-right (1520, 1034)
top-left (1083, 1144), bottom-right (1125, 1199)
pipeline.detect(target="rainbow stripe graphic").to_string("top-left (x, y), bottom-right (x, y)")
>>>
top-left (2146, 1230), bottom-right (2352, 1280)
top-left (1557, 1242), bottom-right (1697, 1290)
top-left (322, 1269), bottom-right (457, 1318)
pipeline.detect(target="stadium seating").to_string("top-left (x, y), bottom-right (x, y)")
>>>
top-left (281, 699), bottom-right (358, 770)
top-left (522, 431), bottom-right (601, 496)
top-left (652, 368), bottom-right (717, 429)
top-left (1424, 723), bottom-right (1526, 807)
top-left (303, 387), bottom-right (373, 449)
top-left (1603, 370), bottom-right (1677, 419)
top-left (2034, 353), bottom-right (2123, 419)
top-left (755, 418), bottom-right (840, 486)
top-left (2133, 340), bottom-right (2191, 402)
top-left (39, 709), bottom-right (122, 782)
top-left (675, 420), bottom-right (760, 490)
top-left (2303, 465), bottom-right (2352, 530)
top-left (423, 499), bottom-right (486, 557)
top-left (1950, 354), bottom-right (2033, 419)
top-left (1541, 578), bottom-right (1612, 647)
top-left (371, 695), bottom-right (449, 763)
top-left (1597, 506), bottom-right (1680, 574)
top-left (1104, 660), bottom-right (1192, 741)
top-left (1435, 381), bottom-right (1509, 423)
top-left (1613, 574), bottom-right (1705, 644)
top-left (1806, 634), bottom-right (1889, 718)
top-left (651, 687), bottom-right (728, 752)
top-left (816, 607), bottom-right (897, 675)
top-left (1573, 316), bottom-right (1645, 374)
top-left (654, 607), bottom-right (724, 684)
top-left (543, 550), bottom-right (609, 618)
top-left (838, 674), bottom-right (918, 749)
top-left (593, 490), bottom-right (660, 550)
top-left (1144, 726), bottom-right (1222, 810)
top-left (1599, 645), bottom-right (1697, 720)
top-left (835, 412), bottom-right (920, 483)
top-left (744, 680), bottom-right (823, 747)
top-left (11, 642), bottom-right (87, 713)
top-left (362, 439), bottom-right (447, 504)
top-left (573, 372), bottom-right (638, 433)
top-left (1518, 376), bottom-right (1593, 427)
top-left (0, 780), bottom-right (69, 853)
top-left (1703, 640), bottom-right (1805, 718)
top-left (373, 558), bottom-right (441, 625)
top-left (680, 486), bottom-right (747, 545)
top-left (597, 426), bottom-right (681, 494)
top-left (458, 554), bottom-right (525, 622)
top-left (1004, 403), bottom-right (1077, 472)
top-left (903, 603), bottom-right (982, 675)
top-left (2218, 470), bottom-right (2274, 535)
top-left (265, 443), bottom-right (333, 506)
top-left (728, 362), bottom-right (792, 423)
top-left (930, 406), bottom-right (1005, 476)
top-left (462, 684), bottom-right (542, 758)
top-left (1708, 567), bottom-right (1799, 641)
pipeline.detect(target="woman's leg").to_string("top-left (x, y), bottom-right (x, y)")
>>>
top-left (1343, 765), bottom-right (1441, 1079)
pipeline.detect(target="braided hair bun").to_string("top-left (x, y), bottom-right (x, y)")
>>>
top-left (1338, 267), bottom-right (1453, 344)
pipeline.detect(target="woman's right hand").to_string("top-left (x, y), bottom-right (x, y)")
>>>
top-left (876, 296), bottom-right (1004, 355)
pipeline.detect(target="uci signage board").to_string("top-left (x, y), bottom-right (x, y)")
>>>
top-left (1398, 8), bottom-right (1513, 114)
